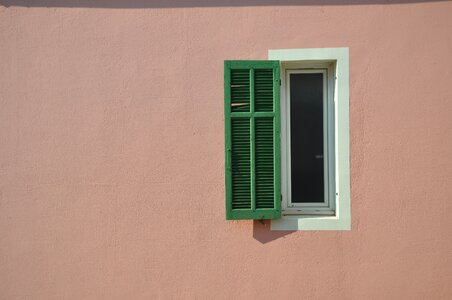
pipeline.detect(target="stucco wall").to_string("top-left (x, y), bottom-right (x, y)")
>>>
top-left (1, 1), bottom-right (452, 299)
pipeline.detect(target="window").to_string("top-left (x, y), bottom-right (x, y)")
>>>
top-left (224, 48), bottom-right (350, 230)
top-left (282, 67), bottom-right (335, 216)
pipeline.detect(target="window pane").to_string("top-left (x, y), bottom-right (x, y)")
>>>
top-left (290, 73), bottom-right (324, 203)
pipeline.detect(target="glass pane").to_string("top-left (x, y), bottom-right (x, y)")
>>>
top-left (290, 73), bottom-right (324, 203)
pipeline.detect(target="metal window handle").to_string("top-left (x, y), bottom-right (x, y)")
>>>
top-left (315, 154), bottom-right (323, 159)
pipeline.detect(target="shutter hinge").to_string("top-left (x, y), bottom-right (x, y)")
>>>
top-left (281, 194), bottom-right (283, 202)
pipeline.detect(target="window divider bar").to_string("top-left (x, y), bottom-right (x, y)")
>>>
top-left (231, 112), bottom-right (275, 118)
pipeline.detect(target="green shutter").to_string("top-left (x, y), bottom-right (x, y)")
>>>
top-left (225, 60), bottom-right (281, 220)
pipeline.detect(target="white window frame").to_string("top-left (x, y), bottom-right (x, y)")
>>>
top-left (269, 48), bottom-right (351, 231)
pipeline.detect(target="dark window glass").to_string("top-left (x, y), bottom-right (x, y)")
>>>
top-left (290, 73), bottom-right (324, 203)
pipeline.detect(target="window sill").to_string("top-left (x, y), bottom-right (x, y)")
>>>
top-left (271, 214), bottom-right (351, 231)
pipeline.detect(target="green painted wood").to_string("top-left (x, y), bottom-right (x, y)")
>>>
top-left (273, 64), bottom-right (281, 219)
top-left (250, 68), bottom-right (256, 211)
top-left (230, 118), bottom-right (251, 209)
top-left (224, 63), bottom-right (233, 216)
top-left (255, 68), bottom-right (274, 112)
top-left (231, 112), bottom-right (275, 118)
top-left (225, 60), bottom-right (281, 220)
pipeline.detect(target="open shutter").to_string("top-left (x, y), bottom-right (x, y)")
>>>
top-left (225, 60), bottom-right (281, 220)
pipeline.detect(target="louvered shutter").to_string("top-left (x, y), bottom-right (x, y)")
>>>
top-left (224, 60), bottom-right (281, 220)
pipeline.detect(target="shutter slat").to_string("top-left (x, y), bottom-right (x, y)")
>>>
top-left (255, 118), bottom-right (275, 209)
top-left (255, 69), bottom-right (274, 112)
top-left (231, 119), bottom-right (251, 209)
top-left (231, 69), bottom-right (250, 112)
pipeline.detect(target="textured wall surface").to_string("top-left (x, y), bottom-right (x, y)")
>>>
top-left (1, 1), bottom-right (452, 299)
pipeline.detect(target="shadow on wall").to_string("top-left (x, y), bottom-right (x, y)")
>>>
top-left (253, 220), bottom-right (295, 244)
top-left (0, 0), bottom-right (448, 8)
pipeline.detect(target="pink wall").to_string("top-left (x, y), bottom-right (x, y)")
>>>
top-left (1, 1), bottom-right (452, 299)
